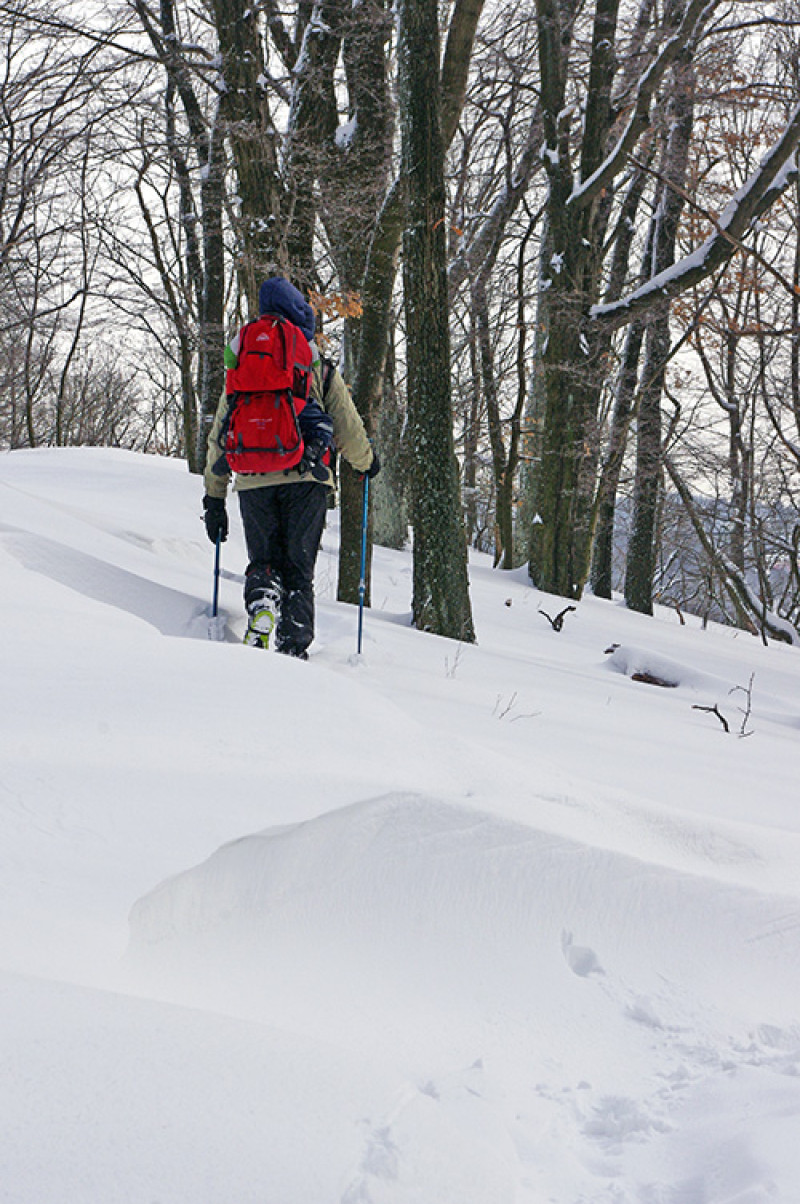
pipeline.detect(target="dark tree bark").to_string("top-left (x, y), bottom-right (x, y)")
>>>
top-left (589, 158), bottom-right (654, 597)
top-left (528, 0), bottom-right (624, 599)
top-left (623, 305), bottom-right (670, 613)
top-left (325, 0), bottom-right (395, 605)
top-left (209, 0), bottom-right (283, 305)
top-left (625, 54), bottom-right (695, 615)
top-left (528, 0), bottom-right (719, 599)
top-left (339, 0), bottom-right (484, 605)
top-left (397, 0), bottom-right (475, 641)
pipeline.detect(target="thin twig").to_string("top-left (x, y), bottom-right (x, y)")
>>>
top-left (730, 673), bottom-right (755, 738)
top-left (693, 703), bottom-right (730, 732)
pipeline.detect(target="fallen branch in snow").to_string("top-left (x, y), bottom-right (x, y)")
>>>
top-left (493, 692), bottom-right (517, 719)
top-left (492, 692), bottom-right (540, 722)
top-left (631, 671), bottom-right (678, 688)
top-left (444, 644), bottom-right (464, 679)
top-left (539, 605), bottom-right (576, 632)
top-left (693, 703), bottom-right (730, 733)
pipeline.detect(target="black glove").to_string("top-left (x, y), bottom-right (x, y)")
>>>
top-left (295, 441), bottom-right (329, 482)
top-left (365, 448), bottom-right (381, 479)
top-left (202, 494), bottom-right (228, 544)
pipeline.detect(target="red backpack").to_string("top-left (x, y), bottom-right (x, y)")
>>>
top-left (222, 315), bottom-right (313, 474)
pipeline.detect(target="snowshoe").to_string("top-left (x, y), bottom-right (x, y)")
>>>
top-left (243, 605), bottom-right (276, 650)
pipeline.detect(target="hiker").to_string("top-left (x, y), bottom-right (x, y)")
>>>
top-left (201, 276), bottom-right (380, 658)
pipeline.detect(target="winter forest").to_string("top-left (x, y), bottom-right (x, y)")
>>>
top-left (5, 4), bottom-right (800, 1199)
top-left (2, 0), bottom-right (800, 642)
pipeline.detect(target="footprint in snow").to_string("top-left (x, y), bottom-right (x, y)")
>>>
top-left (562, 930), bottom-right (605, 977)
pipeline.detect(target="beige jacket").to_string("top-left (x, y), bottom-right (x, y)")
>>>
top-left (204, 359), bottom-right (374, 500)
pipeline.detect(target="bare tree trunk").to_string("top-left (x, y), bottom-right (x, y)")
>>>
top-left (590, 317), bottom-right (645, 596)
top-left (472, 274), bottom-right (507, 563)
top-left (397, 0), bottom-right (475, 641)
top-left (132, 0), bottom-right (227, 472)
top-left (589, 156), bottom-right (654, 597)
top-left (528, 0), bottom-right (624, 598)
top-left (197, 117), bottom-right (226, 471)
top-left (209, 0), bottom-right (283, 303)
top-left (326, 0), bottom-right (394, 604)
top-left (462, 308), bottom-right (481, 547)
top-left (372, 337), bottom-right (408, 549)
top-left (625, 54), bottom-right (694, 614)
top-left (339, 181), bottom-right (404, 603)
top-left (340, 0), bottom-right (484, 604)
top-left (529, 0), bottom-right (720, 599)
top-left (624, 305), bottom-right (669, 613)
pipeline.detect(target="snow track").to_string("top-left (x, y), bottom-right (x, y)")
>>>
top-left (1, 448), bottom-right (799, 1203)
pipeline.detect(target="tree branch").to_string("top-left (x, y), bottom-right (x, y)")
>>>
top-left (440, 0), bottom-right (486, 151)
top-left (592, 100), bottom-right (800, 327)
top-left (568, 0), bottom-right (719, 211)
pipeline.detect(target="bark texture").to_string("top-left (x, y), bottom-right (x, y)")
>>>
top-left (397, 0), bottom-right (475, 642)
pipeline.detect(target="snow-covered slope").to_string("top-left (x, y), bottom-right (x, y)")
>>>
top-left (2, 447), bottom-right (799, 1203)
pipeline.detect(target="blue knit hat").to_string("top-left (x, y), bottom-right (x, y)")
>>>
top-left (258, 276), bottom-right (316, 342)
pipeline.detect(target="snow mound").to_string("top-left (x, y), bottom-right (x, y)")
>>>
top-left (604, 642), bottom-right (727, 691)
top-left (126, 792), bottom-right (800, 1198)
top-left (129, 793), bottom-right (800, 1070)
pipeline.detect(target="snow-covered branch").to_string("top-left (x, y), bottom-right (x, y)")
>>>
top-left (568, 0), bottom-right (719, 212)
top-left (591, 100), bottom-right (800, 327)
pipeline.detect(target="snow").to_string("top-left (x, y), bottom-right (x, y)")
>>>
top-left (335, 117), bottom-right (357, 150)
top-left (2, 446), bottom-right (800, 1203)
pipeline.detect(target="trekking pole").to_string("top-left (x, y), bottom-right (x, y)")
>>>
top-left (208, 531), bottom-right (223, 641)
top-left (213, 531), bottom-right (222, 618)
top-left (357, 473), bottom-right (370, 655)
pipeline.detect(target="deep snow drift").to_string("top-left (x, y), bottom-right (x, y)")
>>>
top-left (1, 446), bottom-right (800, 1203)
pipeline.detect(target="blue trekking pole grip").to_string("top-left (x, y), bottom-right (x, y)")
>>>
top-left (357, 473), bottom-right (370, 654)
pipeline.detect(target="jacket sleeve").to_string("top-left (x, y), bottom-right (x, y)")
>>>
top-left (319, 365), bottom-right (375, 474)
top-left (203, 389), bottom-right (233, 499)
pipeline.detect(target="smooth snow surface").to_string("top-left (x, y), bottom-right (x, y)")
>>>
top-left (2, 447), bottom-right (800, 1203)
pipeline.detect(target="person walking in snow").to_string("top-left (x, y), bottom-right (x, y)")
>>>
top-left (201, 276), bottom-right (380, 659)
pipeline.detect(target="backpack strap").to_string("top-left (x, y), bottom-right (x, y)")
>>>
top-left (316, 357), bottom-right (339, 479)
top-left (320, 356), bottom-right (336, 404)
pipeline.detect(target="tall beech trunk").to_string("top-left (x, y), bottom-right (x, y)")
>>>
top-left (339, 0), bottom-right (484, 606)
top-left (625, 54), bottom-right (695, 614)
top-left (529, 0), bottom-right (716, 598)
top-left (397, 0), bottom-right (475, 642)
top-left (210, 0), bottom-right (283, 307)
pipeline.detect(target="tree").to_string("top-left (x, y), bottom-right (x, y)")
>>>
top-left (624, 52), bottom-right (696, 614)
top-left (528, 0), bottom-right (721, 600)
top-left (397, 0), bottom-right (475, 641)
top-left (131, 0), bottom-right (227, 469)
top-left (338, 0), bottom-right (485, 608)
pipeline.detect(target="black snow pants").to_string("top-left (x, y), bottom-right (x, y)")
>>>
top-left (238, 481), bottom-right (328, 657)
